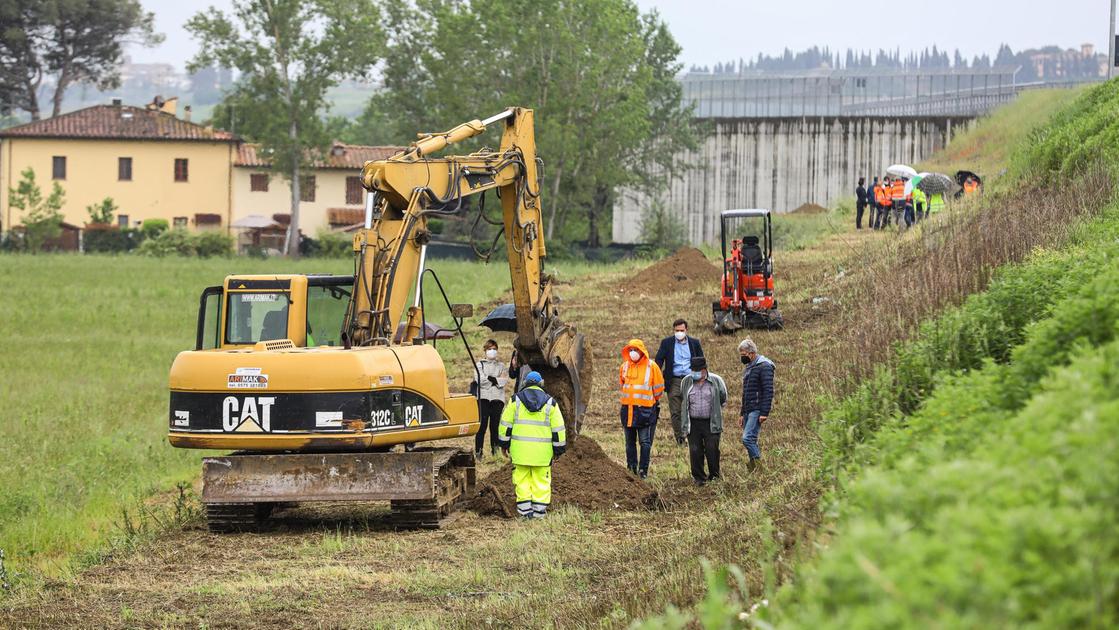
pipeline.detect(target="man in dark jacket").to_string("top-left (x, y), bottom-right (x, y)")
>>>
top-left (738, 337), bottom-right (774, 471)
top-left (855, 177), bottom-right (867, 230)
top-left (654, 318), bottom-right (705, 446)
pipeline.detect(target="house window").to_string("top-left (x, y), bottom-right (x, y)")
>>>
top-left (117, 214), bottom-right (129, 228)
top-left (118, 157), bottom-right (133, 181)
top-left (174, 158), bottom-right (189, 182)
top-left (52, 156), bottom-right (66, 180)
top-left (345, 176), bottom-right (363, 205)
top-left (173, 216), bottom-right (189, 229)
top-left (299, 175), bottom-right (316, 202)
top-left (250, 173), bottom-right (269, 192)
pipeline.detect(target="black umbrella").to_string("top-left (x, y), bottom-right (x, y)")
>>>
top-left (479, 303), bottom-right (518, 333)
top-left (917, 173), bottom-right (955, 195)
top-left (955, 170), bottom-right (982, 186)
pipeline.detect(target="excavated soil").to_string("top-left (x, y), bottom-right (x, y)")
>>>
top-left (467, 436), bottom-right (658, 517)
top-left (621, 247), bottom-right (721, 295)
top-left (790, 202), bottom-right (829, 214)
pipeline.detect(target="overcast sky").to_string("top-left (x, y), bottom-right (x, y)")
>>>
top-left (130, 0), bottom-right (1112, 70)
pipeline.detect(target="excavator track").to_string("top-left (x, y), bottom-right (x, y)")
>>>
top-left (205, 502), bottom-right (274, 533)
top-left (201, 449), bottom-right (475, 532)
top-left (389, 450), bottom-right (475, 529)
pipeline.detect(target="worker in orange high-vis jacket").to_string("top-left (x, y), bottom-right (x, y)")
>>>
top-left (619, 339), bottom-right (665, 478)
top-left (874, 177), bottom-right (890, 229)
top-left (890, 176), bottom-right (907, 233)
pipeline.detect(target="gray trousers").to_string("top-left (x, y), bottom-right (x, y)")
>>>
top-left (668, 377), bottom-right (684, 441)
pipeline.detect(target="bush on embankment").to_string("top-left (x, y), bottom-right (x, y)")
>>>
top-left (763, 204), bottom-right (1119, 627)
top-left (760, 78), bottom-right (1119, 627)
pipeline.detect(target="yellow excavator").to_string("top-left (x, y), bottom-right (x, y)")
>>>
top-left (168, 108), bottom-right (591, 530)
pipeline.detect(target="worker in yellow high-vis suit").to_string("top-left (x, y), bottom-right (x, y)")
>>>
top-left (498, 371), bottom-right (566, 519)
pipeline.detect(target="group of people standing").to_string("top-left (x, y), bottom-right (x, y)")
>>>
top-left (620, 321), bottom-right (774, 485)
top-left (472, 320), bottom-right (777, 519)
top-left (855, 175), bottom-right (946, 232)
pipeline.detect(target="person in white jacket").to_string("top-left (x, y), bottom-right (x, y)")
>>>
top-left (471, 339), bottom-right (509, 458)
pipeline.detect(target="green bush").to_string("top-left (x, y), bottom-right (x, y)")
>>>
top-left (193, 231), bottom-right (234, 258)
top-left (770, 327), bottom-right (1119, 629)
top-left (140, 218), bottom-right (169, 240)
top-left (136, 229), bottom-right (196, 257)
top-left (311, 230), bottom-right (353, 258)
top-left (83, 226), bottom-right (140, 253)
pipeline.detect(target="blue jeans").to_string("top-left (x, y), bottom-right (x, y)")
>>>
top-left (624, 425), bottom-right (654, 474)
top-left (741, 411), bottom-right (762, 460)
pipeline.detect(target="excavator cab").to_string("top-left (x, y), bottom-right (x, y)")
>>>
top-left (713, 209), bottom-right (783, 332)
top-left (195, 274), bottom-right (354, 351)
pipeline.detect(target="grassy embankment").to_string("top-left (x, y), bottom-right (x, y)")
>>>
top-left (0, 254), bottom-right (614, 582)
top-left (642, 79), bottom-right (1119, 628)
top-left (632, 82), bottom-right (1109, 628)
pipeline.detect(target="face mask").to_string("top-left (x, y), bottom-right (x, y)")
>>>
top-left (691, 371), bottom-right (703, 380)
top-left (485, 349), bottom-right (497, 359)
top-left (629, 350), bottom-right (641, 362)
top-left (741, 355), bottom-right (751, 365)
top-left (674, 331), bottom-right (686, 341)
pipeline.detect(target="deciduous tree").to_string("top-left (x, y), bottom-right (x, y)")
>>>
top-left (188, 0), bottom-right (384, 257)
top-left (8, 167), bottom-right (64, 251)
top-left (352, 0), bottom-right (697, 246)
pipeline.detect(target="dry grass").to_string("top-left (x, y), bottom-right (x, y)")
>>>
top-left (816, 168), bottom-right (1114, 381)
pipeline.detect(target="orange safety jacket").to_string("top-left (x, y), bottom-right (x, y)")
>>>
top-left (619, 339), bottom-right (665, 427)
top-left (890, 179), bottom-right (906, 201)
top-left (874, 184), bottom-right (887, 205)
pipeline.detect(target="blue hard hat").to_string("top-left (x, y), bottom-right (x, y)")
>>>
top-left (523, 371), bottom-right (543, 386)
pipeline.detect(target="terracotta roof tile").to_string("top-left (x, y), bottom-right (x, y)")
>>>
top-left (235, 142), bottom-right (402, 170)
top-left (328, 208), bottom-right (365, 225)
top-left (0, 104), bottom-right (236, 141)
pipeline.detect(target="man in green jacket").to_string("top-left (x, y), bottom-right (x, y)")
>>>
top-left (680, 357), bottom-right (728, 486)
top-left (498, 371), bottom-right (566, 518)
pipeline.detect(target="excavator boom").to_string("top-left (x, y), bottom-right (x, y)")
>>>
top-left (348, 107), bottom-right (591, 434)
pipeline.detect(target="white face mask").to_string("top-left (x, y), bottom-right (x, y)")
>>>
top-left (674, 330), bottom-right (687, 341)
top-left (628, 350), bottom-right (641, 362)
top-left (485, 349), bottom-right (497, 359)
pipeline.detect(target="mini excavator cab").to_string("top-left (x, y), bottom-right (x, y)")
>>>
top-left (713, 209), bottom-right (783, 332)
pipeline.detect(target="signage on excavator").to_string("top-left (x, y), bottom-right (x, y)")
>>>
top-left (228, 367), bottom-right (269, 389)
top-left (222, 395), bottom-right (276, 432)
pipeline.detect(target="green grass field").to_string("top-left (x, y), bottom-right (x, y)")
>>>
top-left (0, 254), bottom-right (549, 578)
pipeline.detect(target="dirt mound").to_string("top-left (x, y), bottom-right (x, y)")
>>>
top-left (791, 202), bottom-right (829, 214)
top-left (622, 247), bottom-right (720, 295)
top-left (466, 436), bottom-right (657, 517)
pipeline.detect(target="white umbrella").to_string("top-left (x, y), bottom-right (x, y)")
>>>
top-left (886, 164), bottom-right (918, 179)
top-left (231, 214), bottom-right (279, 229)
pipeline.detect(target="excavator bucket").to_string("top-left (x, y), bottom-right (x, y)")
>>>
top-left (534, 332), bottom-right (593, 441)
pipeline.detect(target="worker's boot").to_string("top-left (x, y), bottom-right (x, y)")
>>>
top-left (747, 458), bottom-right (760, 473)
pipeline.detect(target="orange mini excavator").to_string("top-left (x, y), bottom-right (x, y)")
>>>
top-left (712, 209), bottom-right (783, 332)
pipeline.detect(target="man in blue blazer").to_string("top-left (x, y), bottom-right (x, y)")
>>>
top-left (654, 318), bottom-right (705, 445)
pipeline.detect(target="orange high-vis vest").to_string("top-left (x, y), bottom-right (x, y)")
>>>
top-left (876, 184), bottom-right (888, 205)
top-left (617, 362), bottom-right (657, 407)
top-left (619, 340), bottom-right (665, 426)
top-left (890, 179), bottom-right (906, 201)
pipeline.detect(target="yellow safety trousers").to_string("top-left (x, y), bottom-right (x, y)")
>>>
top-left (513, 464), bottom-right (551, 518)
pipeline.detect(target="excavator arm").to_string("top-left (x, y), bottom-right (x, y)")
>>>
top-left (346, 107), bottom-right (591, 436)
